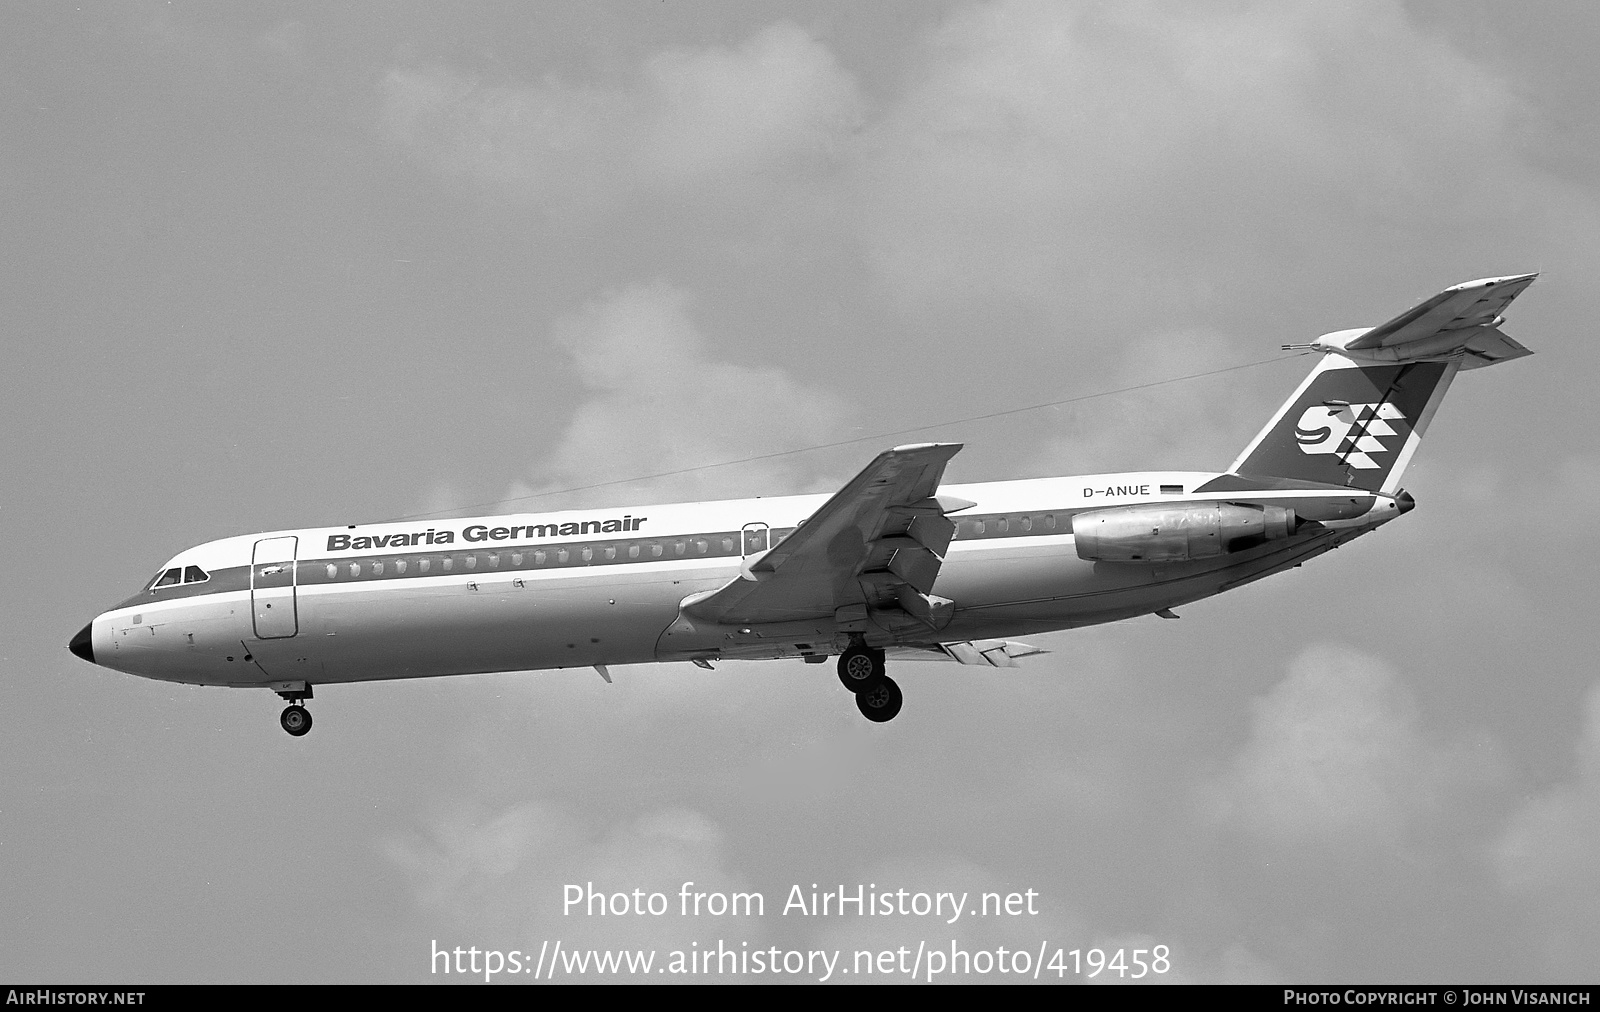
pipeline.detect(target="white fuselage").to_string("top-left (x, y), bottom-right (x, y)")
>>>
top-left (81, 470), bottom-right (1402, 692)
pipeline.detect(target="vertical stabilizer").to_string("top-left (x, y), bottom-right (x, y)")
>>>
top-left (1229, 356), bottom-right (1457, 493)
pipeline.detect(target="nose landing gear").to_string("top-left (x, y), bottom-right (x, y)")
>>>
top-left (280, 705), bottom-right (312, 737)
top-left (275, 684), bottom-right (314, 737)
top-left (836, 643), bottom-right (903, 722)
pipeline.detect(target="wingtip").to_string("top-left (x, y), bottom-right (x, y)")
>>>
top-left (1449, 272), bottom-right (1539, 291)
top-left (889, 442), bottom-right (964, 453)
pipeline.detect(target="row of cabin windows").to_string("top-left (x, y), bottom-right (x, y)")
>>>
top-left (317, 533), bottom-right (743, 582)
top-left (953, 513), bottom-right (1061, 539)
top-left (311, 526), bottom-right (801, 583)
top-left (150, 565), bottom-right (209, 589)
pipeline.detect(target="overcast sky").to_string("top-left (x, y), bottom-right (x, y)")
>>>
top-left (5, 0), bottom-right (1599, 983)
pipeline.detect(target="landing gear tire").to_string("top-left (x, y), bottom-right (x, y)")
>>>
top-left (854, 676), bottom-right (903, 723)
top-left (837, 645), bottom-right (885, 693)
top-left (280, 705), bottom-right (312, 737)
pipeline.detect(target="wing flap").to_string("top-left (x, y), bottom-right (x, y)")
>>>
top-left (890, 639), bottom-right (1050, 667)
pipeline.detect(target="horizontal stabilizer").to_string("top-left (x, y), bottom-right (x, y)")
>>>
top-left (1447, 328), bottom-right (1534, 371)
top-left (1306, 273), bottom-right (1537, 368)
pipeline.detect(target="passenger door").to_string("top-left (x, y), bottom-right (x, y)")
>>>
top-left (251, 537), bottom-right (298, 639)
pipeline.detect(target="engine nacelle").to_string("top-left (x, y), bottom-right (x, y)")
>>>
top-left (1072, 503), bottom-right (1297, 563)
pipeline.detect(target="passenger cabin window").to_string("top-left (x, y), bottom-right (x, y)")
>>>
top-left (153, 568), bottom-right (181, 589)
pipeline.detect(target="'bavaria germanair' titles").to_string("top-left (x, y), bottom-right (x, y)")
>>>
top-left (326, 517), bottom-right (647, 552)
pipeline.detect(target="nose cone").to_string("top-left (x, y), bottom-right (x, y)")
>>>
top-left (1396, 490), bottom-right (1416, 514)
top-left (69, 622), bottom-right (95, 664)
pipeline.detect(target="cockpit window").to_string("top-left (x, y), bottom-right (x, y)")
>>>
top-left (153, 568), bottom-right (181, 589)
top-left (182, 566), bottom-right (208, 584)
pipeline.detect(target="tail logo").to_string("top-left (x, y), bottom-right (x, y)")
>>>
top-left (1294, 402), bottom-right (1406, 470)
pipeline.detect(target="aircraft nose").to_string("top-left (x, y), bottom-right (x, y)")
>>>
top-left (68, 622), bottom-right (95, 664)
top-left (1396, 490), bottom-right (1416, 514)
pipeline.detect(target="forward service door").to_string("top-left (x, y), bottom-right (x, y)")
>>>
top-left (251, 536), bottom-right (298, 639)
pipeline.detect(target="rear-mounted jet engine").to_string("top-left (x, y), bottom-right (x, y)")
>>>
top-left (1072, 504), bottom-right (1298, 563)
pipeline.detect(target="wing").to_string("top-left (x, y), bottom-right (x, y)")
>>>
top-left (1341, 273), bottom-right (1537, 368)
top-left (680, 443), bottom-right (971, 627)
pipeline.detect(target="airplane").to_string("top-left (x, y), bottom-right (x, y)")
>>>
top-left (68, 275), bottom-right (1538, 735)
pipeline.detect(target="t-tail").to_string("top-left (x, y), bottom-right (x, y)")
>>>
top-left (1229, 274), bottom-right (1537, 494)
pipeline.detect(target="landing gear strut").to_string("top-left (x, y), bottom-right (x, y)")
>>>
top-left (836, 644), bottom-right (902, 722)
top-left (276, 684), bottom-right (314, 737)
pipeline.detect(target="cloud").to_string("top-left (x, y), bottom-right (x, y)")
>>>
top-left (854, 0), bottom-right (1539, 324)
top-left (1031, 327), bottom-right (1280, 475)
top-left (1180, 942), bottom-right (1283, 984)
top-left (800, 854), bottom-right (1089, 984)
top-left (384, 799), bottom-right (766, 956)
top-left (1198, 643), bottom-right (1488, 849)
top-left (640, 23), bottom-right (863, 182)
top-left (379, 66), bottom-right (633, 212)
top-left (1494, 682), bottom-right (1600, 975)
top-left (1554, 455), bottom-right (1600, 507)
top-left (828, 0), bottom-right (1589, 485)
top-left (506, 281), bottom-right (849, 508)
top-left (379, 23), bottom-right (861, 210)
top-left (375, 3), bottom-right (1599, 341)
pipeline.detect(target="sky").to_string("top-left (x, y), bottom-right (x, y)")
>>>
top-left (4, 0), bottom-right (1599, 984)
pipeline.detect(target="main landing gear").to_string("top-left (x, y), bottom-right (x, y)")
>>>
top-left (276, 685), bottom-right (314, 737)
top-left (837, 644), bottom-right (903, 723)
